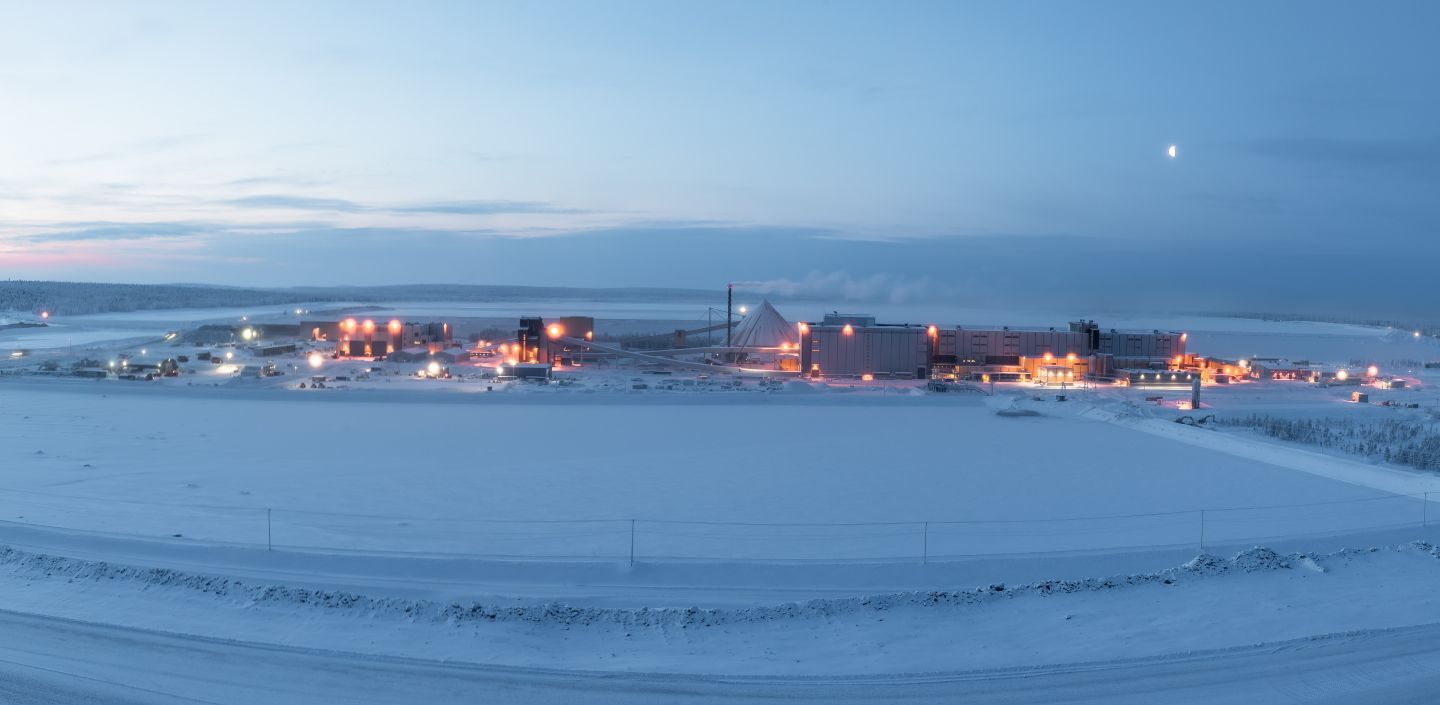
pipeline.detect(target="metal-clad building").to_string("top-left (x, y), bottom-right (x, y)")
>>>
top-left (1096, 330), bottom-right (1185, 359)
top-left (257, 343), bottom-right (297, 356)
top-left (937, 327), bottom-right (1088, 359)
top-left (1123, 369), bottom-right (1199, 387)
top-left (800, 323), bottom-right (930, 378)
top-left (304, 318), bottom-right (453, 358)
top-left (794, 315), bottom-right (1186, 380)
top-left (821, 313), bottom-right (878, 327)
top-left (551, 316), bottom-right (596, 364)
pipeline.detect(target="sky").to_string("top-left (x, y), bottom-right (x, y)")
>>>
top-left (1, 0), bottom-right (1437, 316)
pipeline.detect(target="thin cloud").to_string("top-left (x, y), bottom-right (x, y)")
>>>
top-left (18, 220), bottom-right (330, 243)
top-left (44, 133), bottom-right (208, 167)
top-left (22, 222), bottom-right (214, 243)
top-left (225, 195), bottom-right (365, 212)
top-left (389, 200), bottom-right (587, 215)
top-left (222, 194), bottom-right (585, 215)
top-left (734, 271), bottom-right (956, 304)
top-left (217, 175), bottom-right (330, 189)
top-left (1239, 136), bottom-right (1440, 175)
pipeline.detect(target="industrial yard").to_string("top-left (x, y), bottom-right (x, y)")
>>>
top-left (6, 285), bottom-right (1422, 396)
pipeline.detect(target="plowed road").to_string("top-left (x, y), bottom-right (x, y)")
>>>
top-left (1, 609), bottom-right (1437, 704)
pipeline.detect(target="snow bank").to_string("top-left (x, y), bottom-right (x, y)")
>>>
top-left (781, 380), bottom-right (824, 394)
top-left (3, 543), bottom-right (1431, 630)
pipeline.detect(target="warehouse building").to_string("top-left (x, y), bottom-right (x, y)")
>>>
top-left (506, 316), bottom-right (597, 366)
top-left (305, 318), bottom-right (454, 358)
top-left (799, 316), bottom-right (933, 379)
top-left (1123, 369), bottom-right (1201, 388)
top-left (550, 316), bottom-right (595, 365)
top-left (799, 315), bottom-right (1186, 380)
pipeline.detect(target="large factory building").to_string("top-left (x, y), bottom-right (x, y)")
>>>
top-left (305, 318), bottom-right (454, 358)
top-left (799, 316), bottom-right (1186, 380)
top-left (511, 316), bottom-right (595, 365)
top-left (799, 314), bottom-right (933, 379)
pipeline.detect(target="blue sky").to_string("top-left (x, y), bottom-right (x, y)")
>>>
top-left (1, 1), bottom-right (1437, 314)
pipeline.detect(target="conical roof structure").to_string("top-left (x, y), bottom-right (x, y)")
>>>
top-left (729, 299), bottom-right (797, 348)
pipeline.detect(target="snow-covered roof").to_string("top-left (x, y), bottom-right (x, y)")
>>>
top-left (729, 299), bottom-right (797, 348)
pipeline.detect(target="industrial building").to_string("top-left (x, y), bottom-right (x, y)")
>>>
top-left (256, 343), bottom-right (297, 356)
top-left (799, 314), bottom-right (933, 379)
top-left (727, 300), bottom-right (800, 369)
top-left (291, 301), bottom-right (1199, 389)
top-left (499, 316), bottom-right (598, 366)
top-left (512, 362), bottom-right (553, 380)
top-left (387, 348), bottom-right (469, 364)
top-left (800, 316), bottom-right (1186, 380)
top-left (516, 317), bottom-right (546, 364)
top-left (1240, 359), bottom-right (1378, 385)
top-left (550, 316), bottom-right (595, 365)
top-left (1122, 369), bottom-right (1200, 388)
top-left (305, 318), bottom-right (455, 358)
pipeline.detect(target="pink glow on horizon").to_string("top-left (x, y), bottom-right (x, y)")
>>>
top-left (0, 250), bottom-right (124, 267)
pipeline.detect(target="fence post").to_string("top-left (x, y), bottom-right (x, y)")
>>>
top-left (1424, 493), bottom-right (1430, 528)
top-left (629, 519), bottom-right (636, 566)
top-left (1198, 509), bottom-right (1206, 551)
top-left (922, 521), bottom-right (929, 564)
top-left (266, 508), bottom-right (272, 552)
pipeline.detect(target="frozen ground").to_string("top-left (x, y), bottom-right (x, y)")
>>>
top-left (0, 380), bottom-right (1422, 561)
top-left (1, 543), bottom-right (1440, 703)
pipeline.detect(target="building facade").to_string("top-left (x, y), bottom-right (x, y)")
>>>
top-left (305, 318), bottom-right (454, 358)
top-left (799, 322), bottom-right (932, 378)
top-left (799, 316), bottom-right (1186, 380)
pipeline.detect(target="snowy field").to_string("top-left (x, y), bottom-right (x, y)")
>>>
top-left (0, 380), bottom-right (1422, 563)
top-left (3, 541), bottom-right (1440, 704)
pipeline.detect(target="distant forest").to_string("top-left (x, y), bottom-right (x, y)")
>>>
top-left (0, 281), bottom-right (719, 316)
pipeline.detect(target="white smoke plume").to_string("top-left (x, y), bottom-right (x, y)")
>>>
top-left (732, 271), bottom-right (954, 304)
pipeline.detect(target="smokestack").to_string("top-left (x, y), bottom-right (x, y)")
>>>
top-left (726, 283), bottom-right (733, 349)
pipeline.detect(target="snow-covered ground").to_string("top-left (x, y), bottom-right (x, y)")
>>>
top-left (1, 541), bottom-right (1440, 704)
top-left (0, 381), bottom-right (1424, 561)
